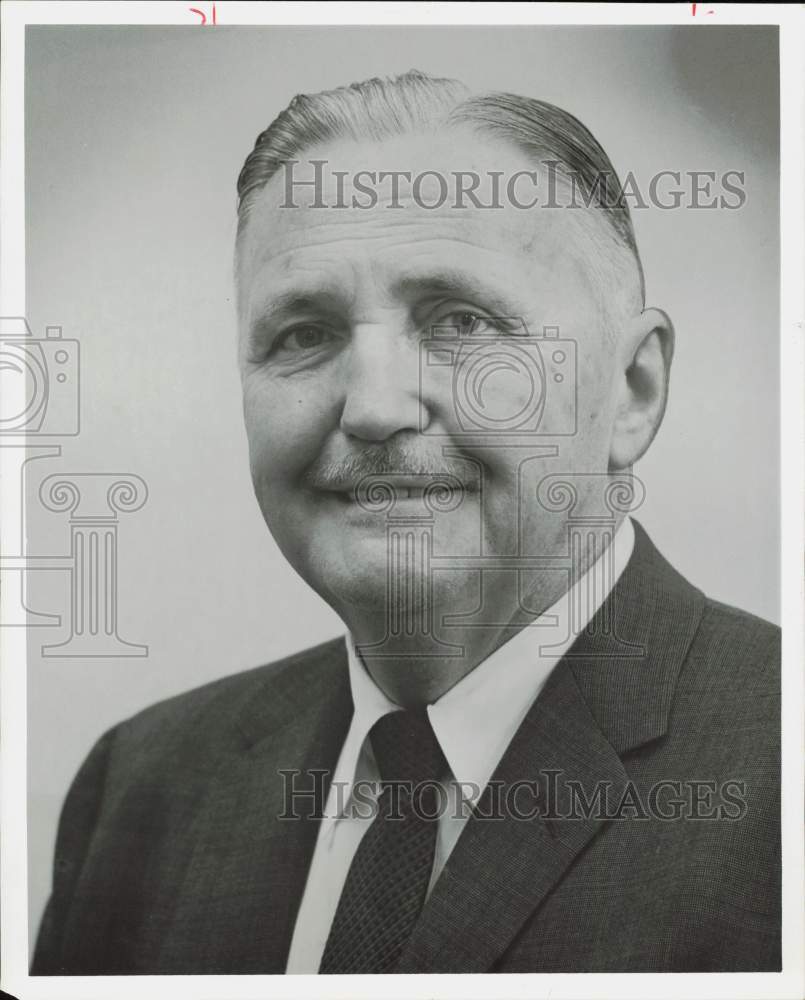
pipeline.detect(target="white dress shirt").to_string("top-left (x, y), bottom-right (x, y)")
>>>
top-left (285, 517), bottom-right (635, 973)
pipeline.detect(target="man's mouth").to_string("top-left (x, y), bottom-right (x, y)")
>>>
top-left (323, 478), bottom-right (475, 503)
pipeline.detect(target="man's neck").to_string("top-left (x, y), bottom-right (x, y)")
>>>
top-left (347, 516), bottom-right (630, 707)
top-left (349, 577), bottom-right (577, 708)
top-left (355, 617), bottom-right (545, 708)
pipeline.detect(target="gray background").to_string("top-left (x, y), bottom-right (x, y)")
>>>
top-left (25, 25), bottom-right (779, 950)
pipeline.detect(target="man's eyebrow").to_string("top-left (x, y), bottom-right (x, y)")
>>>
top-left (392, 269), bottom-right (519, 316)
top-left (246, 290), bottom-right (341, 336)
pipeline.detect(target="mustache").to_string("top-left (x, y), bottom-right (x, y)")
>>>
top-left (303, 443), bottom-right (476, 491)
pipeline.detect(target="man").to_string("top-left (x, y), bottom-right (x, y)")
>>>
top-left (33, 71), bottom-right (780, 975)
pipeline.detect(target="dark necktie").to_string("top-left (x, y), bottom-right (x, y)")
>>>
top-left (318, 708), bottom-right (448, 974)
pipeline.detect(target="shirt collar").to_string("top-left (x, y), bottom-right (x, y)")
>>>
top-left (335, 516), bottom-right (635, 814)
top-left (326, 633), bottom-right (398, 818)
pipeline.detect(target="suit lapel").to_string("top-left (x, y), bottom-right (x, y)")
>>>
top-left (397, 520), bottom-right (706, 973)
top-left (396, 659), bottom-right (629, 973)
top-left (157, 639), bottom-right (352, 973)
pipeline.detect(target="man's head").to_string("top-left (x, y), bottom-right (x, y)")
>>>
top-left (234, 71), bottom-right (672, 644)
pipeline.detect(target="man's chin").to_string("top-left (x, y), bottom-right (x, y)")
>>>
top-left (306, 550), bottom-right (392, 616)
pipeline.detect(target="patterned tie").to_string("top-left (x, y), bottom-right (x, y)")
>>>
top-left (318, 708), bottom-right (448, 974)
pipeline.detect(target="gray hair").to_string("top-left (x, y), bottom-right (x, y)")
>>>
top-left (236, 69), bottom-right (645, 337)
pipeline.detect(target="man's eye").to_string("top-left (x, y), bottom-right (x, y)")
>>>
top-left (457, 311), bottom-right (481, 335)
top-left (441, 311), bottom-right (491, 336)
top-left (276, 325), bottom-right (333, 352)
top-left (438, 311), bottom-right (530, 338)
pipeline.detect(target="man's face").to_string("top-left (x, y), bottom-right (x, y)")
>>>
top-left (236, 129), bottom-right (623, 633)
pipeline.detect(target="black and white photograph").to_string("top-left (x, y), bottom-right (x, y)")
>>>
top-left (1, 4), bottom-right (802, 999)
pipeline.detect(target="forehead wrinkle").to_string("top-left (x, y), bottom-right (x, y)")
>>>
top-left (246, 238), bottom-right (540, 328)
top-left (238, 184), bottom-right (605, 332)
top-left (242, 165), bottom-right (555, 260)
top-left (242, 218), bottom-right (537, 301)
top-left (244, 207), bottom-right (500, 264)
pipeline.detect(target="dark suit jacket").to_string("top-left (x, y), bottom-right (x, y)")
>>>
top-left (32, 522), bottom-right (781, 974)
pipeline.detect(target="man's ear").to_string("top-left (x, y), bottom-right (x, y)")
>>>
top-left (608, 307), bottom-right (674, 471)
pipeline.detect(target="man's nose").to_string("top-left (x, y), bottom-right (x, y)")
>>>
top-left (339, 326), bottom-right (426, 442)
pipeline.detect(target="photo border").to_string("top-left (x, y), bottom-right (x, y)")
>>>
top-left (2, 4), bottom-right (802, 999)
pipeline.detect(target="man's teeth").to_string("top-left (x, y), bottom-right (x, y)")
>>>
top-left (398, 485), bottom-right (466, 498)
top-left (337, 483), bottom-right (471, 500)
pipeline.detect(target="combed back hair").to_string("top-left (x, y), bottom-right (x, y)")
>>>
top-left (236, 69), bottom-right (645, 337)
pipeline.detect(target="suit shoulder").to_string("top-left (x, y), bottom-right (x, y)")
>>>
top-left (696, 597), bottom-right (779, 667)
top-left (109, 635), bottom-right (347, 757)
top-left (680, 596), bottom-right (780, 711)
top-left (630, 523), bottom-right (779, 680)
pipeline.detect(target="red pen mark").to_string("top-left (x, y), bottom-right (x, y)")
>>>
top-left (189, 3), bottom-right (217, 24)
top-left (691, 3), bottom-right (715, 13)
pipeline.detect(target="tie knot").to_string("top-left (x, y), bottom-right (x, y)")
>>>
top-left (369, 709), bottom-right (448, 788)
